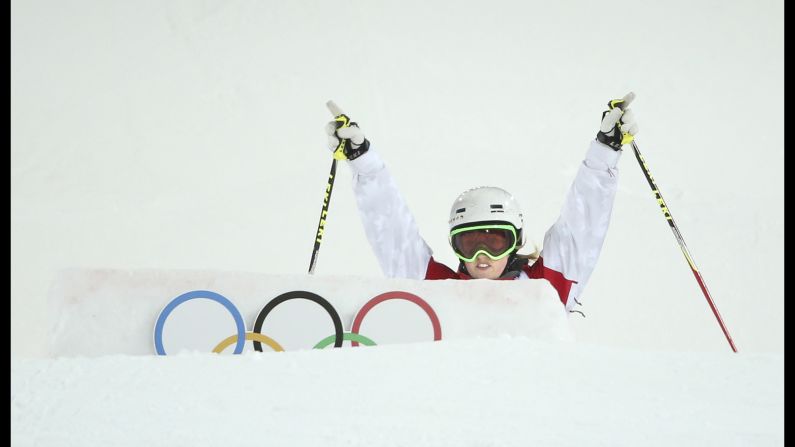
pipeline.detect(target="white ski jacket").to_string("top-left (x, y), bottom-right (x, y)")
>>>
top-left (348, 140), bottom-right (621, 311)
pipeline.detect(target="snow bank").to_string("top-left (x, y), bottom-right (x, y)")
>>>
top-left (48, 269), bottom-right (572, 357)
top-left (12, 337), bottom-right (783, 447)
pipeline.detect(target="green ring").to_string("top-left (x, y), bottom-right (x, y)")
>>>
top-left (313, 332), bottom-right (377, 349)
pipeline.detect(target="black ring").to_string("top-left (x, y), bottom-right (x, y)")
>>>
top-left (252, 290), bottom-right (344, 351)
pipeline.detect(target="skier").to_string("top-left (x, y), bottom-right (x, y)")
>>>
top-left (324, 93), bottom-right (638, 311)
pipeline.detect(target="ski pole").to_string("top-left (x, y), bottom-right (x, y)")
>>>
top-left (611, 98), bottom-right (738, 352)
top-left (308, 100), bottom-right (350, 275)
top-left (630, 140), bottom-right (737, 352)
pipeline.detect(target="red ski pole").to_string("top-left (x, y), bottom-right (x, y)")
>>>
top-left (608, 96), bottom-right (736, 352)
top-left (626, 136), bottom-right (738, 353)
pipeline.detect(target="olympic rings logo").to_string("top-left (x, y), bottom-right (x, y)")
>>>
top-left (153, 289), bottom-right (443, 355)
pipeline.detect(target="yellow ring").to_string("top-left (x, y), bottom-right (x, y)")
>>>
top-left (212, 332), bottom-right (284, 353)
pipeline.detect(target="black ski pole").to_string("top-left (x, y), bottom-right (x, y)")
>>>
top-left (308, 100), bottom-right (349, 275)
top-left (612, 97), bottom-right (737, 352)
top-left (630, 140), bottom-right (737, 352)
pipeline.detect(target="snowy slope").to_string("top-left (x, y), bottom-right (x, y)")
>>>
top-left (11, 339), bottom-right (783, 446)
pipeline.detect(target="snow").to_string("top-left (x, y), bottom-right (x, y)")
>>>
top-left (12, 340), bottom-right (783, 446)
top-left (11, 0), bottom-right (783, 445)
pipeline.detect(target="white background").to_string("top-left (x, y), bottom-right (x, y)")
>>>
top-left (12, 0), bottom-right (783, 357)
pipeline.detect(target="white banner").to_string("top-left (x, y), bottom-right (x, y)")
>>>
top-left (47, 269), bottom-right (573, 357)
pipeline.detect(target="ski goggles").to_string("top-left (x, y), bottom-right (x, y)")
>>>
top-left (450, 224), bottom-right (518, 263)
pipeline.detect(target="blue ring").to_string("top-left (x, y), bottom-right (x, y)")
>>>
top-left (153, 290), bottom-right (246, 355)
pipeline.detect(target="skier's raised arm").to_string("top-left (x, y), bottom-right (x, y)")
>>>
top-left (530, 93), bottom-right (639, 310)
top-left (324, 116), bottom-right (433, 279)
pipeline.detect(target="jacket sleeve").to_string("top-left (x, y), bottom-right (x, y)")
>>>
top-left (348, 148), bottom-right (433, 279)
top-left (540, 139), bottom-right (622, 310)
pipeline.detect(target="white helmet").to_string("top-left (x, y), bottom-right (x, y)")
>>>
top-left (448, 186), bottom-right (525, 247)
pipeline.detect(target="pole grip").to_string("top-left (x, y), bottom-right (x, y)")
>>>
top-left (325, 100), bottom-right (351, 160)
top-left (326, 100), bottom-right (344, 117)
top-left (609, 91), bottom-right (635, 111)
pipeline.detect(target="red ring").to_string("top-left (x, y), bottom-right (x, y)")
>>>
top-left (350, 291), bottom-right (442, 346)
